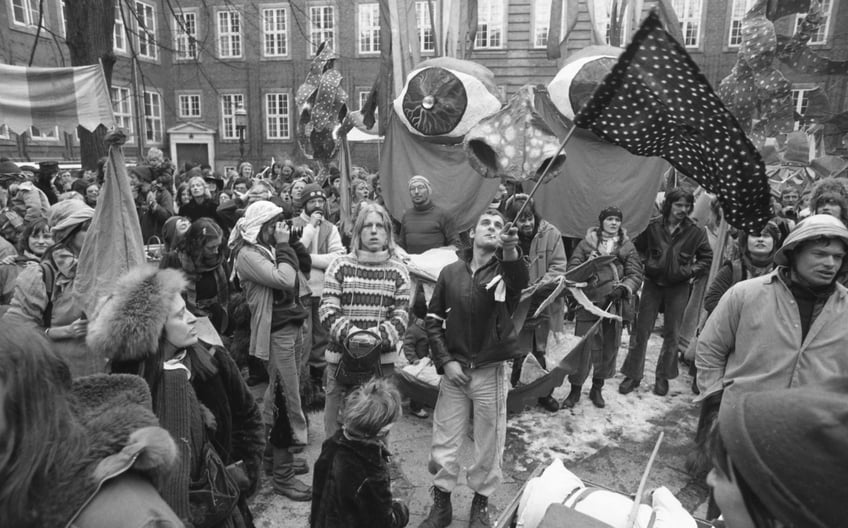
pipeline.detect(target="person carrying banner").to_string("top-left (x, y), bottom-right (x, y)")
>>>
top-left (619, 188), bottom-right (712, 397)
top-left (420, 209), bottom-right (528, 528)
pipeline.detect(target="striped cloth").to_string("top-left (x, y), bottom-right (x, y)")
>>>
top-left (319, 250), bottom-right (411, 365)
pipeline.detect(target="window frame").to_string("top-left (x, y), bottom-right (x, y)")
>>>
top-left (9, 0), bottom-right (41, 28)
top-left (173, 8), bottom-right (199, 61)
top-left (308, 5), bottom-right (336, 55)
top-left (143, 90), bottom-right (163, 144)
top-left (533, 0), bottom-right (552, 49)
top-left (672, 0), bottom-right (703, 48)
top-left (727, 0), bottom-right (756, 47)
top-left (113, 0), bottom-right (127, 53)
top-left (474, 0), bottom-right (506, 50)
top-left (265, 92), bottom-right (292, 140)
top-left (134, 0), bottom-right (158, 61)
top-left (111, 85), bottom-right (134, 138)
top-left (216, 8), bottom-right (243, 59)
top-left (357, 3), bottom-right (380, 55)
top-left (221, 93), bottom-right (245, 141)
top-left (415, 1), bottom-right (437, 53)
top-left (28, 125), bottom-right (60, 142)
top-left (177, 92), bottom-right (202, 119)
top-left (795, 0), bottom-right (833, 45)
top-left (261, 4), bottom-right (290, 58)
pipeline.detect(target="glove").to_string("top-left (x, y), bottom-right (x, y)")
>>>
top-left (604, 285), bottom-right (627, 306)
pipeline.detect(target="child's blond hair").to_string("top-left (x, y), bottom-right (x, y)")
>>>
top-left (342, 378), bottom-right (402, 438)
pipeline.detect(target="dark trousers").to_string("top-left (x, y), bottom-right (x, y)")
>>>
top-left (621, 279), bottom-right (689, 382)
top-left (567, 316), bottom-right (621, 386)
top-left (303, 297), bottom-right (328, 372)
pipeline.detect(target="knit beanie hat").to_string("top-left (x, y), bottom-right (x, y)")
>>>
top-left (598, 206), bottom-right (623, 223)
top-left (302, 182), bottom-right (326, 203)
top-left (719, 384), bottom-right (848, 528)
top-left (408, 175), bottom-right (432, 193)
top-left (47, 199), bottom-right (94, 244)
top-left (87, 265), bottom-right (188, 363)
top-left (773, 214), bottom-right (848, 267)
top-left (0, 158), bottom-right (21, 175)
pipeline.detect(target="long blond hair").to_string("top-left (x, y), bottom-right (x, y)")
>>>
top-left (350, 202), bottom-right (396, 254)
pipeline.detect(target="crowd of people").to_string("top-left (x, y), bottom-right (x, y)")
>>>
top-left (1, 148), bottom-right (847, 528)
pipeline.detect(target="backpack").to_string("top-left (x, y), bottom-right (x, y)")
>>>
top-left (730, 260), bottom-right (745, 286)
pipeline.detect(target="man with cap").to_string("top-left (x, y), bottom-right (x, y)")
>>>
top-left (503, 193), bottom-right (568, 412)
top-left (619, 188), bottom-right (712, 397)
top-left (399, 175), bottom-right (460, 255)
top-left (0, 158), bottom-right (50, 228)
top-left (696, 214), bottom-right (848, 399)
top-left (708, 382), bottom-right (848, 528)
top-left (292, 182), bottom-right (345, 393)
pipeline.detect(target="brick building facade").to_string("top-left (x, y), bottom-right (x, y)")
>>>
top-left (1, 0), bottom-right (845, 170)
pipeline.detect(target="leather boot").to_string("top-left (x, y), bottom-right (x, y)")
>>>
top-left (469, 492), bottom-right (491, 528)
top-left (561, 384), bottom-right (582, 409)
top-left (589, 379), bottom-right (606, 408)
top-left (417, 487), bottom-right (452, 528)
top-left (272, 448), bottom-right (311, 501)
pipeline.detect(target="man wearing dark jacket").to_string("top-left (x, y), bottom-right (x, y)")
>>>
top-left (419, 209), bottom-right (528, 528)
top-left (619, 188), bottom-right (712, 397)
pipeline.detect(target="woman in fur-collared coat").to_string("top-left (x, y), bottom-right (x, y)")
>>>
top-left (0, 323), bottom-right (182, 528)
top-left (562, 206), bottom-right (643, 409)
top-left (86, 266), bottom-right (265, 528)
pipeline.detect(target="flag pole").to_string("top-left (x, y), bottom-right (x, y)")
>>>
top-left (509, 123), bottom-right (577, 223)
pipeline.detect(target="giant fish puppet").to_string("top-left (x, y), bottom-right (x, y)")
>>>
top-left (295, 42), bottom-right (349, 163)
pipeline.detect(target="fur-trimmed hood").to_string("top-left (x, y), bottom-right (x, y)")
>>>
top-left (34, 374), bottom-right (177, 527)
top-left (87, 265), bottom-right (187, 363)
top-left (583, 226), bottom-right (631, 249)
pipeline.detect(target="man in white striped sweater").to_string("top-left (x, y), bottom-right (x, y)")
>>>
top-left (319, 202), bottom-right (411, 438)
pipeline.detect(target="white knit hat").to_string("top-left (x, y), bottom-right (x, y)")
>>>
top-left (227, 200), bottom-right (283, 248)
top-left (773, 214), bottom-right (848, 267)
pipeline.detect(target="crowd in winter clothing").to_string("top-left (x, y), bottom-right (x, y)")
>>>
top-left (2, 147), bottom-right (848, 528)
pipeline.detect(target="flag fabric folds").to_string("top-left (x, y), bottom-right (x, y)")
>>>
top-left (574, 11), bottom-right (772, 233)
top-left (0, 63), bottom-right (114, 134)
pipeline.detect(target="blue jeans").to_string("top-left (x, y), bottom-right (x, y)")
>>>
top-left (263, 324), bottom-right (308, 445)
top-left (621, 279), bottom-right (689, 381)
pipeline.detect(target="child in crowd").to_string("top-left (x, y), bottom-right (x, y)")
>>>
top-left (310, 378), bottom-right (409, 528)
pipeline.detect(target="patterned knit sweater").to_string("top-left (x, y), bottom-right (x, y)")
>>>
top-left (319, 249), bottom-right (410, 365)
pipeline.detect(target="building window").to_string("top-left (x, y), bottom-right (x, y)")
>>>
top-left (221, 94), bottom-right (245, 140)
top-left (358, 90), bottom-right (370, 110)
top-left (111, 86), bottom-right (133, 135)
top-left (0, 125), bottom-right (9, 140)
top-left (795, 0), bottom-right (832, 45)
top-left (416, 1), bottom-right (436, 52)
top-left (533, 0), bottom-right (552, 48)
top-left (135, 1), bottom-right (158, 60)
top-left (266, 93), bottom-right (291, 140)
top-left (174, 10), bottom-right (198, 60)
top-left (791, 87), bottom-right (814, 129)
top-left (178, 93), bottom-right (201, 119)
top-left (358, 3), bottom-right (380, 54)
top-left (28, 125), bottom-right (59, 141)
top-left (672, 0), bottom-right (702, 47)
top-left (475, 0), bottom-right (504, 49)
top-left (10, 0), bottom-right (40, 27)
top-left (309, 5), bottom-right (335, 55)
top-left (144, 91), bottom-right (163, 143)
top-left (728, 0), bottom-right (756, 47)
top-left (59, 0), bottom-right (66, 37)
top-left (262, 6), bottom-right (289, 57)
top-left (114, 0), bottom-right (126, 52)
top-left (217, 10), bottom-right (242, 58)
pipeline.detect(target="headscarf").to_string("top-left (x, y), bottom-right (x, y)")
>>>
top-left (47, 199), bottom-right (94, 244)
top-left (227, 200), bottom-right (282, 249)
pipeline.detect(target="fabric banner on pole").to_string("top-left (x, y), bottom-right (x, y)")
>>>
top-left (574, 11), bottom-right (772, 233)
top-left (380, 111), bottom-right (500, 233)
top-left (75, 132), bottom-right (145, 316)
top-left (533, 88), bottom-right (667, 238)
top-left (0, 63), bottom-right (114, 134)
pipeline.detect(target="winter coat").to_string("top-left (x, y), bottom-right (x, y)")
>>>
top-left (399, 201), bottom-right (461, 255)
top-left (292, 212), bottom-right (345, 297)
top-left (160, 251), bottom-right (230, 333)
top-left (635, 216), bottom-right (712, 286)
top-left (11, 181), bottom-right (50, 224)
top-left (29, 374), bottom-right (182, 528)
top-left (568, 227), bottom-right (643, 319)
top-left (695, 268), bottom-right (848, 399)
top-left (235, 241), bottom-right (310, 361)
top-left (703, 257), bottom-right (775, 315)
top-left (136, 189), bottom-right (175, 243)
top-left (521, 219), bottom-right (568, 329)
top-left (3, 247), bottom-right (102, 377)
top-left (310, 431), bottom-right (409, 528)
top-left (426, 247), bottom-right (530, 372)
top-left (180, 197), bottom-right (220, 225)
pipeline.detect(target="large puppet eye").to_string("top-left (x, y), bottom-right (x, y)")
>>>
top-left (394, 58), bottom-right (502, 140)
top-left (548, 46), bottom-right (621, 121)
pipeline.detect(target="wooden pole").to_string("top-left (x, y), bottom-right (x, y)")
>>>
top-left (625, 431), bottom-right (664, 528)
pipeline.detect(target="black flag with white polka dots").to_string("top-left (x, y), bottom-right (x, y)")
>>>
top-left (574, 11), bottom-right (772, 233)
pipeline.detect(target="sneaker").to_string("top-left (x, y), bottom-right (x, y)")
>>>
top-left (411, 407), bottom-right (429, 418)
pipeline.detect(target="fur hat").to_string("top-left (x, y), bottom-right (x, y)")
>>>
top-left (719, 383), bottom-right (848, 528)
top-left (87, 265), bottom-right (188, 363)
top-left (773, 214), bottom-right (848, 267)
